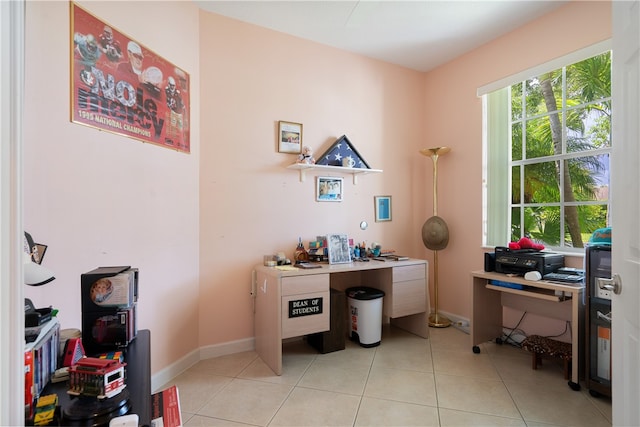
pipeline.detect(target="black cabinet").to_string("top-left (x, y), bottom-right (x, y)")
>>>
top-left (307, 288), bottom-right (346, 353)
top-left (584, 245), bottom-right (612, 397)
top-left (40, 329), bottom-right (151, 426)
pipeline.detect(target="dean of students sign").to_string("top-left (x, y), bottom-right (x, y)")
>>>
top-left (288, 297), bottom-right (323, 318)
top-left (70, 3), bottom-right (190, 153)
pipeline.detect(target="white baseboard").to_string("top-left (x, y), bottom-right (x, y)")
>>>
top-left (151, 337), bottom-right (255, 392)
top-left (199, 337), bottom-right (255, 360)
top-left (438, 310), bottom-right (470, 334)
top-left (151, 348), bottom-right (200, 393)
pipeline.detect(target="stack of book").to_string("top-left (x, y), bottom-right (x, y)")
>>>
top-left (25, 317), bottom-right (60, 419)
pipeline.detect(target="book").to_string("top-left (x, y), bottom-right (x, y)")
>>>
top-left (151, 385), bottom-right (182, 427)
top-left (388, 255), bottom-right (409, 261)
top-left (296, 262), bottom-right (322, 269)
top-left (25, 318), bottom-right (60, 402)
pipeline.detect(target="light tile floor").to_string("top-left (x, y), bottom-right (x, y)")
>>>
top-left (157, 325), bottom-right (612, 426)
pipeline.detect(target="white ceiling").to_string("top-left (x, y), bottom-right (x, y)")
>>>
top-left (194, 0), bottom-right (566, 72)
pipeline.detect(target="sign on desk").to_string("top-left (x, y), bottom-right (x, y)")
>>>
top-left (289, 297), bottom-right (323, 318)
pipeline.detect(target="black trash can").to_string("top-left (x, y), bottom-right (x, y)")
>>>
top-left (308, 288), bottom-right (346, 353)
top-left (346, 287), bottom-right (385, 347)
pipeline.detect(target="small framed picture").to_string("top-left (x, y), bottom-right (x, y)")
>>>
top-left (278, 121), bottom-right (303, 154)
top-left (316, 177), bottom-right (343, 202)
top-left (327, 234), bottom-right (351, 264)
top-left (374, 195), bottom-right (392, 222)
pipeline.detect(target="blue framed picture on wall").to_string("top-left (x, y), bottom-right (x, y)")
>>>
top-left (374, 196), bottom-right (392, 222)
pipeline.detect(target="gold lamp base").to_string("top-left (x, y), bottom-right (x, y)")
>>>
top-left (428, 312), bottom-right (451, 328)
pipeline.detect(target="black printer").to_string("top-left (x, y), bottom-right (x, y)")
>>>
top-left (494, 246), bottom-right (564, 276)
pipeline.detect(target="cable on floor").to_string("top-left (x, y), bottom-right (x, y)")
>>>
top-left (502, 311), bottom-right (527, 347)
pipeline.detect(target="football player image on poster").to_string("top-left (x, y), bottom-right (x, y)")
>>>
top-left (70, 2), bottom-right (191, 153)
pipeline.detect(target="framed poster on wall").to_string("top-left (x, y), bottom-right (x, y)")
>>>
top-left (70, 2), bottom-right (191, 153)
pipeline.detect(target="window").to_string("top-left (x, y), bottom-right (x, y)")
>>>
top-left (482, 43), bottom-right (611, 252)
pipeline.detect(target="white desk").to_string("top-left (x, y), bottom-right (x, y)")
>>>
top-left (470, 270), bottom-right (585, 389)
top-left (253, 259), bottom-right (430, 375)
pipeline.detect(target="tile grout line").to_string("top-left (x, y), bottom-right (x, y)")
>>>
top-left (266, 345), bottom-right (319, 427)
top-left (429, 329), bottom-right (444, 427)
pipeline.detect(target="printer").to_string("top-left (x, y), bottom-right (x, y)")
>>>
top-left (494, 246), bottom-right (564, 276)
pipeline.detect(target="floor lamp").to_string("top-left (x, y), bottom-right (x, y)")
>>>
top-left (420, 147), bottom-right (451, 328)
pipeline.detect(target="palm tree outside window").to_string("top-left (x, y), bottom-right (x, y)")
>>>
top-left (482, 45), bottom-right (611, 252)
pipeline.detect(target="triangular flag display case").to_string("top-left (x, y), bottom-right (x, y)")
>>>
top-left (287, 135), bottom-right (382, 184)
top-left (315, 135), bottom-right (370, 168)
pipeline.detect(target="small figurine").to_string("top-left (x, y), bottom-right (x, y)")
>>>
top-left (297, 146), bottom-right (316, 164)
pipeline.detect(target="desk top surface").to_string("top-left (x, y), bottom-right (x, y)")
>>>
top-left (255, 258), bottom-right (427, 277)
top-left (471, 270), bottom-right (585, 293)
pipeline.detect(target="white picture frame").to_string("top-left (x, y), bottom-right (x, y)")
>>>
top-left (316, 176), bottom-right (343, 202)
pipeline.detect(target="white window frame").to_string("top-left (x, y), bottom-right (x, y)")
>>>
top-left (480, 40), bottom-right (612, 251)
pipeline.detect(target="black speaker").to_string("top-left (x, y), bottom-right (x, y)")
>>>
top-left (484, 252), bottom-right (495, 272)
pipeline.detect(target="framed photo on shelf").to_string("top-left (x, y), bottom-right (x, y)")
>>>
top-left (374, 195), bottom-right (392, 222)
top-left (327, 234), bottom-right (351, 264)
top-left (316, 177), bottom-right (343, 202)
top-left (278, 121), bottom-right (303, 154)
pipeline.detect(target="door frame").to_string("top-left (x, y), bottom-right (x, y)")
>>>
top-left (0, 0), bottom-right (26, 425)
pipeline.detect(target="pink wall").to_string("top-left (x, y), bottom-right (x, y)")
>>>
top-left (23, 0), bottom-right (611, 377)
top-left (422, 1), bottom-right (611, 334)
top-left (24, 1), bottom-right (201, 374)
top-left (198, 13), bottom-right (427, 346)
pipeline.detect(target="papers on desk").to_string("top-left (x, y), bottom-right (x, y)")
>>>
top-left (373, 255), bottom-right (409, 261)
top-left (275, 265), bottom-right (299, 271)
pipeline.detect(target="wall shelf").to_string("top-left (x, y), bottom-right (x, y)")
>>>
top-left (287, 163), bottom-right (382, 184)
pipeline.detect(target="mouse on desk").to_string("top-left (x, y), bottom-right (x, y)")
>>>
top-left (524, 271), bottom-right (542, 281)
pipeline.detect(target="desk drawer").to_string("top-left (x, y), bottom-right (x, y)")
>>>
top-left (393, 265), bottom-right (425, 282)
top-left (387, 279), bottom-right (426, 317)
top-left (282, 291), bottom-right (330, 339)
top-left (282, 274), bottom-right (329, 296)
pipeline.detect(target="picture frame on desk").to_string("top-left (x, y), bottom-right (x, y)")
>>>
top-left (327, 234), bottom-right (351, 264)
